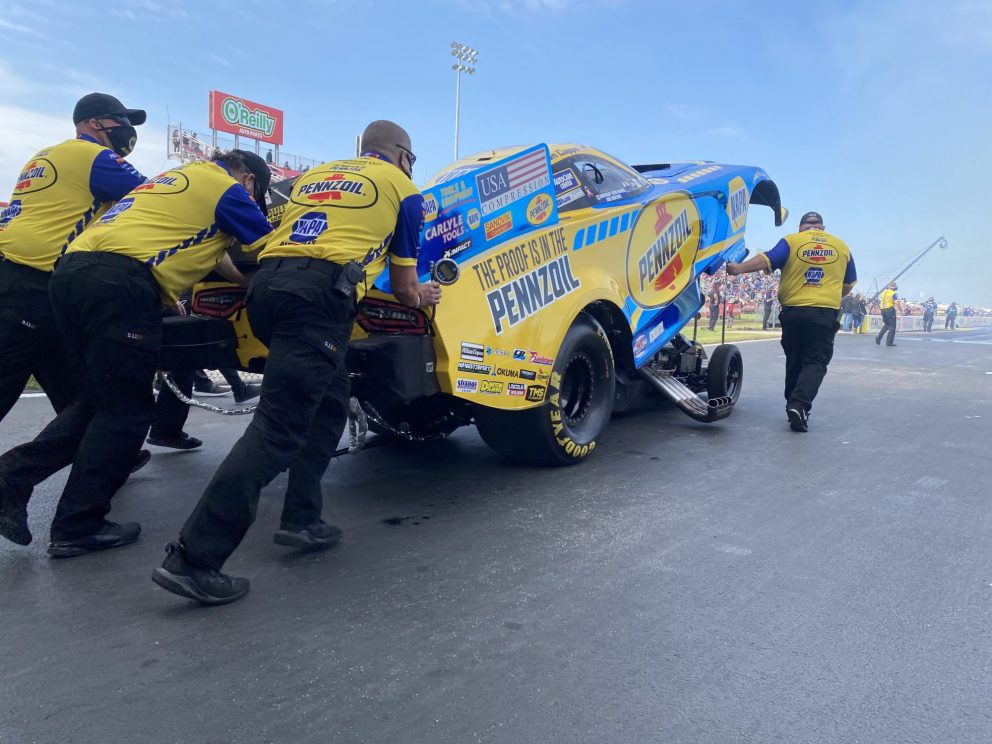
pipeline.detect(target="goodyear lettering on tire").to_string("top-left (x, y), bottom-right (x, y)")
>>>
top-left (546, 370), bottom-right (595, 459)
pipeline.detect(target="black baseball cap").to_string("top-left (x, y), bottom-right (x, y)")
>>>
top-left (799, 211), bottom-right (823, 225)
top-left (72, 93), bottom-right (147, 126)
top-left (231, 150), bottom-right (272, 213)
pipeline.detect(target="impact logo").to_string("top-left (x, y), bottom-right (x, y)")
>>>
top-left (804, 268), bottom-right (824, 286)
top-left (289, 212), bottom-right (329, 243)
top-left (0, 200), bottom-right (23, 228)
top-left (98, 197), bottom-right (135, 223)
top-left (14, 158), bottom-right (57, 194)
top-left (625, 195), bottom-right (701, 309)
top-left (292, 172), bottom-right (378, 209)
top-left (727, 176), bottom-right (748, 231)
top-left (133, 171), bottom-right (189, 195)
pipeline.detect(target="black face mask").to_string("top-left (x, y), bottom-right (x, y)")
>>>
top-left (105, 124), bottom-right (137, 157)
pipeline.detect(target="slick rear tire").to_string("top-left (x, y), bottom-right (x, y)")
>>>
top-left (475, 313), bottom-right (615, 466)
top-left (706, 344), bottom-right (743, 403)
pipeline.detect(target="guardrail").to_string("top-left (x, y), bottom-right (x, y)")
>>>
top-left (858, 314), bottom-right (992, 333)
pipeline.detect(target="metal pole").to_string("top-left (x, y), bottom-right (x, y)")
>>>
top-left (868, 236), bottom-right (947, 305)
top-left (454, 68), bottom-right (461, 161)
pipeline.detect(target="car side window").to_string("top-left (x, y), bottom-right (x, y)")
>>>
top-left (553, 155), bottom-right (650, 212)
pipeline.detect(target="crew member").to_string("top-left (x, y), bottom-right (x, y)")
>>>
top-left (876, 282), bottom-right (900, 346)
top-left (726, 210), bottom-right (856, 432)
top-left (707, 280), bottom-right (722, 331)
top-left (0, 150), bottom-right (272, 555)
top-left (0, 93), bottom-right (147, 423)
top-left (922, 297), bottom-right (937, 333)
top-left (154, 120), bottom-right (442, 605)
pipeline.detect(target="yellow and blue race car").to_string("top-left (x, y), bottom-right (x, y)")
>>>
top-left (167, 144), bottom-right (786, 465)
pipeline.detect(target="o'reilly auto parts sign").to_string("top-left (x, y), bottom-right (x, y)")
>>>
top-left (208, 90), bottom-right (284, 146)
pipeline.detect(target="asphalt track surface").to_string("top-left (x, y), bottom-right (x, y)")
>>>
top-left (2, 327), bottom-right (991, 744)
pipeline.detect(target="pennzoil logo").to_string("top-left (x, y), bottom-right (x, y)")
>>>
top-left (14, 158), bottom-right (58, 194)
top-left (797, 241), bottom-right (838, 265)
top-left (133, 171), bottom-right (190, 195)
top-left (291, 172), bottom-right (378, 209)
top-left (625, 195), bottom-right (701, 309)
top-left (526, 193), bottom-right (553, 226)
top-left (727, 176), bottom-right (748, 231)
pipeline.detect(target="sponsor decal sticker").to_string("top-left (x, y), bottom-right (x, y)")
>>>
top-left (486, 347), bottom-right (508, 357)
top-left (443, 239), bottom-right (473, 259)
top-left (529, 351), bottom-right (554, 366)
top-left (291, 172), bottom-right (378, 209)
top-left (649, 323), bottom-right (666, 344)
top-left (479, 379), bottom-right (504, 395)
top-left (797, 240), bottom-right (838, 265)
top-left (727, 176), bottom-right (748, 231)
top-left (475, 148), bottom-right (551, 216)
top-left (484, 212), bottom-right (513, 241)
top-left (513, 349), bottom-right (527, 361)
top-left (804, 268), bottom-right (824, 286)
top-left (460, 341), bottom-right (485, 362)
top-left (526, 192), bottom-right (553, 226)
top-left (98, 197), bottom-right (135, 223)
top-left (422, 193), bottom-right (438, 222)
top-left (519, 369), bottom-right (537, 381)
top-left (507, 383), bottom-right (526, 396)
top-left (289, 212), bottom-right (329, 243)
top-left (633, 335), bottom-right (647, 355)
top-left (525, 385), bottom-right (546, 402)
top-left (457, 362), bottom-right (492, 375)
top-left (486, 254), bottom-right (581, 335)
top-left (466, 208), bottom-right (481, 230)
top-left (424, 214), bottom-right (466, 243)
top-left (625, 195), bottom-right (701, 309)
top-left (556, 187), bottom-right (585, 208)
top-left (456, 378), bottom-right (478, 393)
top-left (554, 168), bottom-right (579, 194)
top-left (492, 367), bottom-right (520, 378)
top-left (0, 199), bottom-right (22, 227)
top-left (439, 180), bottom-right (474, 209)
top-left (133, 172), bottom-right (190, 195)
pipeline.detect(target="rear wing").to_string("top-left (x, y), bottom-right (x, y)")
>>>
top-left (375, 144), bottom-right (559, 292)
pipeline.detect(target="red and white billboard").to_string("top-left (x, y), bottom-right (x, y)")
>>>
top-left (208, 90), bottom-right (284, 146)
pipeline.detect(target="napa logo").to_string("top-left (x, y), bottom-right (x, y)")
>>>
top-left (0, 200), bottom-right (22, 228)
top-left (98, 197), bottom-right (135, 223)
top-left (804, 267), bottom-right (824, 285)
top-left (625, 195), bottom-right (701, 309)
top-left (291, 171), bottom-right (378, 209)
top-left (14, 158), bottom-right (57, 194)
top-left (526, 192), bottom-right (553, 226)
top-left (422, 193), bottom-right (439, 223)
top-left (133, 171), bottom-right (190, 195)
top-left (727, 176), bottom-right (748, 231)
top-left (222, 97), bottom-right (275, 137)
top-left (289, 212), bottom-right (329, 243)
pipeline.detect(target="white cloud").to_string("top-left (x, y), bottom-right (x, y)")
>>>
top-left (112, 0), bottom-right (188, 21)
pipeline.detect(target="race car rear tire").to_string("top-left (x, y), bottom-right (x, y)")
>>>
top-left (475, 313), bottom-right (615, 466)
top-left (706, 344), bottom-right (743, 403)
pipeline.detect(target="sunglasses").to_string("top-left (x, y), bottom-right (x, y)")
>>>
top-left (396, 143), bottom-right (417, 167)
top-left (100, 114), bottom-right (132, 127)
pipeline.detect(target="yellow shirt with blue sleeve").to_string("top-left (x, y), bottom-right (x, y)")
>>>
top-left (67, 159), bottom-right (271, 305)
top-left (760, 230), bottom-right (856, 310)
top-left (879, 288), bottom-right (898, 310)
top-left (260, 153), bottom-right (423, 298)
top-left (0, 134), bottom-right (145, 271)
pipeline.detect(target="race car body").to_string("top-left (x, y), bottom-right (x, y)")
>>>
top-left (166, 144), bottom-right (785, 464)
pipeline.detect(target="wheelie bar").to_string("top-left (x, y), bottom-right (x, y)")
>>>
top-left (638, 366), bottom-right (734, 423)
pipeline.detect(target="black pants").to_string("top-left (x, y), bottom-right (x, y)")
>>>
top-left (946, 314), bottom-right (956, 330)
top-left (779, 306), bottom-right (838, 415)
top-left (762, 301), bottom-right (773, 330)
top-left (923, 313), bottom-right (934, 332)
top-left (150, 369), bottom-right (194, 438)
top-left (877, 308), bottom-right (897, 345)
top-left (0, 259), bottom-right (78, 422)
top-left (180, 257), bottom-right (353, 570)
top-left (707, 304), bottom-right (718, 331)
top-left (0, 252), bottom-right (161, 539)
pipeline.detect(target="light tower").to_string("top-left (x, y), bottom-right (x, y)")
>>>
top-left (450, 41), bottom-right (478, 161)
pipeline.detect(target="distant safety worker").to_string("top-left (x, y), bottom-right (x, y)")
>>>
top-left (945, 301), bottom-right (958, 330)
top-left (0, 150), bottom-right (271, 556)
top-left (726, 211), bottom-right (856, 433)
top-left (0, 92), bottom-right (146, 423)
top-left (922, 297), bottom-right (937, 333)
top-left (154, 120), bottom-right (443, 606)
top-left (875, 282), bottom-right (900, 346)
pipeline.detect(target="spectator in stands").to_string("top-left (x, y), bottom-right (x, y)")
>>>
top-left (265, 149), bottom-right (273, 164)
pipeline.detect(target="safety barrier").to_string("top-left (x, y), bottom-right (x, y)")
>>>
top-left (857, 314), bottom-right (992, 333)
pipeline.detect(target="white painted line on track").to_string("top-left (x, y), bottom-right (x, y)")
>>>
top-left (19, 393), bottom-right (47, 398)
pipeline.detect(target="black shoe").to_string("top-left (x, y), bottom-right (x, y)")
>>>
top-left (0, 489), bottom-right (31, 546)
top-left (273, 521), bottom-right (343, 550)
top-left (786, 407), bottom-right (809, 433)
top-left (130, 449), bottom-right (152, 473)
top-left (193, 381), bottom-right (231, 397)
top-left (875, 336), bottom-right (881, 345)
top-left (147, 432), bottom-right (203, 450)
top-left (886, 343), bottom-right (897, 347)
top-left (233, 383), bottom-right (261, 404)
top-left (48, 521), bottom-right (141, 558)
top-left (152, 542), bottom-right (249, 605)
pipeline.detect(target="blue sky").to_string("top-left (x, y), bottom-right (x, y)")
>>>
top-left (2, 0), bottom-right (989, 304)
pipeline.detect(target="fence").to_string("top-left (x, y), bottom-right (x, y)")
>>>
top-left (167, 124), bottom-right (323, 180)
top-left (859, 314), bottom-right (992, 333)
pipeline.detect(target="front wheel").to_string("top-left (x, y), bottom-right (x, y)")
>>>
top-left (475, 313), bottom-right (616, 466)
top-left (706, 344), bottom-right (743, 403)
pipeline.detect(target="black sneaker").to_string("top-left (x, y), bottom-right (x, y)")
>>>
top-left (273, 521), bottom-right (343, 550)
top-left (147, 432), bottom-right (203, 450)
top-left (0, 488), bottom-right (31, 546)
top-left (193, 381), bottom-right (231, 397)
top-left (48, 521), bottom-right (141, 558)
top-left (152, 542), bottom-right (249, 605)
top-left (786, 407), bottom-right (809, 433)
top-left (886, 343), bottom-right (897, 347)
top-left (130, 449), bottom-right (152, 473)
top-left (233, 383), bottom-right (262, 404)
top-left (875, 336), bottom-right (882, 345)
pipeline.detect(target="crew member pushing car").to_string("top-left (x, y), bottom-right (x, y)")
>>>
top-left (726, 211), bottom-right (856, 432)
top-left (154, 120), bottom-right (442, 605)
top-left (0, 93), bottom-right (147, 424)
top-left (0, 150), bottom-right (271, 555)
